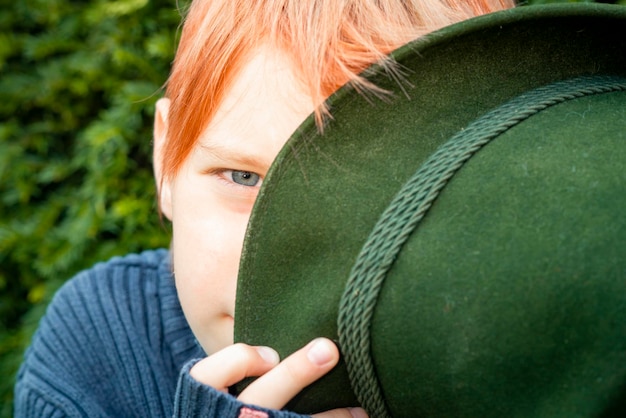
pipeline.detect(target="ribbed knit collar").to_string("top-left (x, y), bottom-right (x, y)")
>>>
top-left (156, 249), bottom-right (206, 370)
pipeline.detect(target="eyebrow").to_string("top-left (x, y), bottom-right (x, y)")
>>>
top-left (197, 142), bottom-right (272, 171)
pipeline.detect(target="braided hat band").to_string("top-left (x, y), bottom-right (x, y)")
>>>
top-left (338, 75), bottom-right (626, 418)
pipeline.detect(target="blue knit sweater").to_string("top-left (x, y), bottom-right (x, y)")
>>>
top-left (15, 250), bottom-right (309, 418)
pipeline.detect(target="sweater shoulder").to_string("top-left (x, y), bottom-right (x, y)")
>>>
top-left (48, 249), bottom-right (171, 333)
top-left (97, 248), bottom-right (170, 270)
top-left (15, 249), bottom-right (190, 417)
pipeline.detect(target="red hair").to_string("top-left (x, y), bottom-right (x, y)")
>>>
top-left (162, 0), bottom-right (515, 180)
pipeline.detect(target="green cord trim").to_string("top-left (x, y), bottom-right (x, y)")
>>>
top-left (337, 75), bottom-right (626, 418)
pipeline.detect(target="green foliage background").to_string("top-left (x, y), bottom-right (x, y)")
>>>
top-left (0, 0), bottom-right (188, 414)
top-left (0, 0), bottom-right (623, 416)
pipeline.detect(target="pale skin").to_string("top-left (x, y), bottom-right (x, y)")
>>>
top-left (153, 47), bottom-right (367, 418)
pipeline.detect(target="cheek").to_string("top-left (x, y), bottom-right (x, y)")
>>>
top-left (168, 180), bottom-right (252, 348)
top-left (172, 203), bottom-right (250, 296)
top-left (171, 174), bottom-right (252, 278)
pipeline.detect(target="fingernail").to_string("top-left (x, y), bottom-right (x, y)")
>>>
top-left (306, 338), bottom-right (334, 366)
top-left (255, 346), bottom-right (279, 364)
top-left (349, 407), bottom-right (368, 418)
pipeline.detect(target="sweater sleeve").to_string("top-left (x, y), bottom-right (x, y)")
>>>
top-left (174, 359), bottom-right (312, 418)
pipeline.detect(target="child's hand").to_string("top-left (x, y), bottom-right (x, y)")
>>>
top-left (190, 337), bottom-right (368, 418)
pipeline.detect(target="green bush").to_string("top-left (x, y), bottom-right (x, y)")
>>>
top-left (0, 0), bottom-right (623, 416)
top-left (0, 0), bottom-right (188, 414)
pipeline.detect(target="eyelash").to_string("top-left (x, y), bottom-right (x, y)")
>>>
top-left (208, 169), bottom-right (264, 190)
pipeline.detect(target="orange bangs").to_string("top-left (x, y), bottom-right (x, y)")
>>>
top-left (161, 0), bottom-right (515, 180)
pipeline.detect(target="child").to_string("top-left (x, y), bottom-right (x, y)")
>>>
top-left (14, 0), bottom-right (514, 417)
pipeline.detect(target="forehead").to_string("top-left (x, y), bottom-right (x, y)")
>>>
top-left (195, 47), bottom-right (315, 164)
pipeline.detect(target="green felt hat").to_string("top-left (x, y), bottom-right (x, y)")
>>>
top-left (234, 3), bottom-right (626, 417)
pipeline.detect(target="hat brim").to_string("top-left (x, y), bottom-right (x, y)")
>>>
top-left (234, 3), bottom-right (626, 416)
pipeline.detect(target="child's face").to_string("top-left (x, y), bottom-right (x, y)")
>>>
top-left (155, 47), bottom-right (315, 355)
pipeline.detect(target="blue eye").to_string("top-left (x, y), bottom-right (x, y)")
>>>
top-left (230, 170), bottom-right (261, 187)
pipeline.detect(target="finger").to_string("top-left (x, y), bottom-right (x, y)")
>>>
top-left (312, 408), bottom-right (369, 418)
top-left (238, 338), bottom-right (339, 409)
top-left (190, 343), bottom-right (280, 391)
